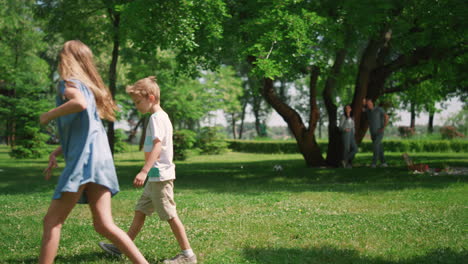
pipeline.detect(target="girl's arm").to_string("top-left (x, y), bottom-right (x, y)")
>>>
top-left (50, 146), bottom-right (63, 157)
top-left (40, 85), bottom-right (87, 125)
top-left (43, 146), bottom-right (63, 180)
top-left (133, 139), bottom-right (162, 187)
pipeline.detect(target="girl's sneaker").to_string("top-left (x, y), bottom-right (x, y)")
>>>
top-left (98, 242), bottom-right (122, 257)
top-left (163, 253), bottom-right (197, 264)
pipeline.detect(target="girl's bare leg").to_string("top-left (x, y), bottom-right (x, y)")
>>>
top-left (39, 185), bottom-right (85, 264)
top-left (86, 183), bottom-right (148, 264)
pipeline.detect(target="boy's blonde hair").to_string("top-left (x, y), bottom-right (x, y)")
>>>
top-left (59, 40), bottom-right (118, 121)
top-left (126, 76), bottom-right (160, 103)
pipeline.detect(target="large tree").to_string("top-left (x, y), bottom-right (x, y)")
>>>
top-left (36, 0), bottom-right (227, 153)
top-left (223, 0), bottom-right (467, 167)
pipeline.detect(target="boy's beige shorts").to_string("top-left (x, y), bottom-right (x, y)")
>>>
top-left (135, 180), bottom-right (177, 221)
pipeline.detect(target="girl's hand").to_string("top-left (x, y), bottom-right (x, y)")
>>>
top-left (133, 171), bottom-right (147, 188)
top-left (345, 128), bottom-right (351, 132)
top-left (43, 153), bottom-right (58, 180)
top-left (40, 112), bottom-right (50, 125)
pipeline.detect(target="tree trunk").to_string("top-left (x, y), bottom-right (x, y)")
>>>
top-left (127, 117), bottom-right (144, 143)
top-left (139, 115), bottom-right (149, 151)
top-left (261, 68), bottom-right (325, 167)
top-left (106, 9), bottom-right (120, 155)
top-left (238, 100), bottom-right (247, 139)
top-left (352, 28), bottom-right (392, 143)
top-left (410, 101), bottom-right (416, 128)
top-left (323, 48), bottom-right (347, 166)
top-left (318, 117), bottom-right (323, 139)
top-left (231, 113), bottom-right (237, 139)
top-left (352, 40), bottom-right (380, 143)
top-left (428, 109), bottom-right (435, 134)
top-left (252, 96), bottom-right (266, 137)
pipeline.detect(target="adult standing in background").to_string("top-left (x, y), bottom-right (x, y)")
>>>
top-left (363, 98), bottom-right (389, 168)
top-left (340, 104), bottom-right (358, 168)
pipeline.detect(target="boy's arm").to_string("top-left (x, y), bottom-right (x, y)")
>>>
top-left (133, 139), bottom-right (162, 187)
top-left (40, 85), bottom-right (87, 125)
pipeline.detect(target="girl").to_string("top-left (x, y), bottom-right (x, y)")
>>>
top-left (39, 40), bottom-right (148, 264)
top-left (339, 104), bottom-right (358, 168)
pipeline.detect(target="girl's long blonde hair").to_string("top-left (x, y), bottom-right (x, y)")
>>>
top-left (59, 40), bottom-right (117, 121)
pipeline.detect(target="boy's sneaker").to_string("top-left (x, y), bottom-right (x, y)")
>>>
top-left (163, 253), bottom-right (197, 264)
top-left (380, 163), bottom-right (389, 168)
top-left (98, 242), bottom-right (122, 257)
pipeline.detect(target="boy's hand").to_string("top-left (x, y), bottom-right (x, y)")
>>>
top-left (40, 112), bottom-right (50, 125)
top-left (133, 171), bottom-right (147, 187)
top-left (43, 153), bottom-right (58, 180)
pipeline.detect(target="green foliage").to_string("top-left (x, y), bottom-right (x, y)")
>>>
top-left (173, 129), bottom-right (197, 161)
top-left (445, 107), bottom-right (468, 136)
top-left (227, 139), bottom-right (468, 154)
top-left (7, 97), bottom-right (50, 158)
top-left (113, 129), bottom-right (129, 154)
top-left (0, 0), bottom-right (51, 158)
top-left (196, 126), bottom-right (228, 155)
top-left (121, 0), bottom-right (228, 75)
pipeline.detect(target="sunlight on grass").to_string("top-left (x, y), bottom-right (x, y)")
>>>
top-left (0, 145), bottom-right (467, 263)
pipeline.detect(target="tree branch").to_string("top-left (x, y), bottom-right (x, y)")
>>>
top-left (308, 66), bottom-right (320, 135)
top-left (384, 74), bottom-right (433, 94)
top-left (262, 78), bottom-right (306, 139)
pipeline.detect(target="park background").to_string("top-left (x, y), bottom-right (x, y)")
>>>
top-left (0, 0), bottom-right (467, 263)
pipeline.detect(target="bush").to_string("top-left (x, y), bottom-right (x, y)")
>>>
top-left (173, 129), bottom-right (197, 160)
top-left (408, 141), bottom-right (423, 152)
top-left (226, 140), bottom-right (330, 154)
top-left (421, 140), bottom-right (450, 152)
top-left (10, 125), bottom-right (49, 159)
top-left (197, 126), bottom-right (228, 155)
top-left (113, 129), bottom-right (129, 153)
top-left (398, 126), bottom-right (415, 138)
top-left (450, 140), bottom-right (466, 152)
top-left (227, 139), bottom-right (468, 154)
top-left (227, 140), bottom-right (299, 153)
top-left (7, 97), bottom-right (51, 159)
top-left (440, 126), bottom-right (464, 139)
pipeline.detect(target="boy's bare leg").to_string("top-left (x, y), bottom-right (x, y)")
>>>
top-left (128, 211), bottom-right (146, 240)
top-left (168, 216), bottom-right (191, 250)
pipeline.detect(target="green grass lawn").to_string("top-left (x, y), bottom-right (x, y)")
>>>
top-left (0, 145), bottom-right (467, 263)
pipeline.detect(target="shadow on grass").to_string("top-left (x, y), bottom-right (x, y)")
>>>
top-left (0, 153), bottom-right (466, 196)
top-left (113, 154), bottom-right (468, 195)
top-left (3, 252), bottom-right (113, 264)
top-left (242, 246), bottom-right (467, 264)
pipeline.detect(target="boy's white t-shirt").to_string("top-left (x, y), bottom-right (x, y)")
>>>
top-left (143, 111), bottom-right (175, 182)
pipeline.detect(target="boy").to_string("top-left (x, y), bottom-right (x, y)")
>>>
top-left (99, 76), bottom-right (197, 264)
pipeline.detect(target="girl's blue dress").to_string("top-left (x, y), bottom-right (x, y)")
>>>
top-left (53, 79), bottom-right (119, 204)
